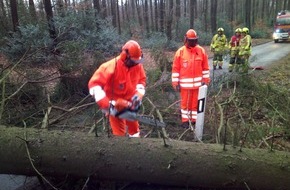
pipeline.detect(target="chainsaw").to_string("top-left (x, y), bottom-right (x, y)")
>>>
top-left (107, 103), bottom-right (166, 128)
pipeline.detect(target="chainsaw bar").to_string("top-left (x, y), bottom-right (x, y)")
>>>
top-left (117, 111), bottom-right (166, 127)
top-left (136, 115), bottom-right (166, 128)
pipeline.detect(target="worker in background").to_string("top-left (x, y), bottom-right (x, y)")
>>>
top-left (228, 28), bottom-right (242, 72)
top-left (210, 27), bottom-right (228, 70)
top-left (88, 40), bottom-right (146, 137)
top-left (172, 29), bottom-right (210, 128)
top-left (238, 27), bottom-right (252, 72)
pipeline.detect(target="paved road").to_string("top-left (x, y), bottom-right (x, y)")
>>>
top-left (0, 175), bottom-right (37, 190)
top-left (209, 41), bottom-right (290, 76)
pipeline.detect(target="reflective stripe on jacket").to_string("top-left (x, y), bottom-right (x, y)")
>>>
top-left (172, 45), bottom-right (210, 89)
top-left (210, 34), bottom-right (227, 51)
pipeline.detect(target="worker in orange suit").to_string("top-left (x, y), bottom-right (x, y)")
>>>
top-left (172, 29), bottom-right (210, 128)
top-left (88, 40), bottom-right (146, 137)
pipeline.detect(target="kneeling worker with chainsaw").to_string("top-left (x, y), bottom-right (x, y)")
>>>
top-left (172, 29), bottom-right (210, 131)
top-left (88, 40), bottom-right (146, 137)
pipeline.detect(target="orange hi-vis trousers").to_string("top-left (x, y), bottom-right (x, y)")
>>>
top-left (109, 115), bottom-right (140, 136)
top-left (180, 88), bottom-right (198, 123)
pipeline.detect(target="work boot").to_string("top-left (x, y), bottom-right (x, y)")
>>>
top-left (219, 66), bottom-right (222, 69)
top-left (180, 122), bottom-right (189, 129)
top-left (213, 66), bottom-right (217, 70)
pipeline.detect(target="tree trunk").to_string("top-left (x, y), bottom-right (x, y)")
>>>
top-left (245, 0), bottom-right (251, 30)
top-left (189, 0), bottom-right (195, 28)
top-left (165, 0), bottom-right (173, 40)
top-left (28, 0), bottom-right (37, 20)
top-left (10, 0), bottom-right (18, 31)
top-left (144, 0), bottom-right (149, 35)
top-left (154, 0), bottom-right (158, 31)
top-left (210, 0), bottom-right (217, 34)
top-left (159, 0), bottom-right (164, 32)
top-left (110, 0), bottom-right (116, 28)
top-left (175, 0), bottom-right (181, 40)
top-left (0, 126), bottom-right (290, 189)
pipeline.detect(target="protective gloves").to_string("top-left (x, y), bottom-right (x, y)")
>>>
top-left (130, 93), bottom-right (142, 111)
top-left (96, 97), bottom-right (110, 109)
top-left (115, 98), bottom-right (132, 112)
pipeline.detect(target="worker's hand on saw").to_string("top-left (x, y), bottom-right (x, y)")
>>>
top-left (115, 98), bottom-right (132, 112)
top-left (131, 93), bottom-right (142, 111)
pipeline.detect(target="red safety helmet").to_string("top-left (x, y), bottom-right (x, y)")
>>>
top-left (185, 29), bottom-right (198, 40)
top-left (184, 29), bottom-right (198, 48)
top-left (120, 40), bottom-right (143, 63)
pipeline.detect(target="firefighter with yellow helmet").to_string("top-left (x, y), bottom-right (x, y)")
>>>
top-left (210, 27), bottom-right (228, 70)
top-left (228, 28), bottom-right (242, 72)
top-left (238, 27), bottom-right (252, 72)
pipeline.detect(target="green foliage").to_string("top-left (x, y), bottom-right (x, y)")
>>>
top-left (0, 81), bottom-right (47, 126)
top-left (197, 31), bottom-right (212, 46)
top-left (1, 24), bottom-right (52, 63)
top-left (143, 32), bottom-right (168, 49)
top-left (146, 69), bottom-right (163, 85)
top-left (216, 17), bottom-right (233, 38)
top-left (144, 32), bottom-right (175, 72)
top-left (54, 10), bottom-right (123, 56)
top-left (58, 40), bottom-right (87, 73)
top-left (1, 10), bottom-right (123, 65)
top-left (251, 20), bottom-right (271, 38)
top-left (1, 10), bottom-right (124, 102)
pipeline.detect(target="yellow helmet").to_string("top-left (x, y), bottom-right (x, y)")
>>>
top-left (242, 27), bottom-right (249, 34)
top-left (217, 27), bottom-right (224, 32)
top-left (235, 28), bottom-right (242, 33)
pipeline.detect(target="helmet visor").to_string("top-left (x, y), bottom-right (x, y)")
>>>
top-left (186, 39), bottom-right (198, 47)
top-left (129, 55), bottom-right (144, 64)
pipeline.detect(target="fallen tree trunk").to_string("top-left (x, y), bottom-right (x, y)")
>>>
top-left (0, 126), bottom-right (289, 189)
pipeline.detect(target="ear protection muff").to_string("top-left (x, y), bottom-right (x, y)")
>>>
top-left (120, 49), bottom-right (129, 61)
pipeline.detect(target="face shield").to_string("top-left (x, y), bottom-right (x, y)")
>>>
top-left (186, 38), bottom-right (198, 48)
top-left (125, 55), bottom-right (144, 68)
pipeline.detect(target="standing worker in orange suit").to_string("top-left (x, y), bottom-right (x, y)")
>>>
top-left (172, 29), bottom-right (210, 128)
top-left (88, 40), bottom-right (146, 137)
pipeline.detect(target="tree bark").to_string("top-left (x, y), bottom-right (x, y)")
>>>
top-left (210, 0), bottom-right (217, 34)
top-left (10, 0), bottom-right (18, 31)
top-left (165, 0), bottom-right (173, 40)
top-left (0, 126), bottom-right (290, 189)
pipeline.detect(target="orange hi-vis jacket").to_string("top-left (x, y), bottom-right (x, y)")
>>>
top-left (172, 45), bottom-right (210, 89)
top-left (88, 56), bottom-right (146, 109)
